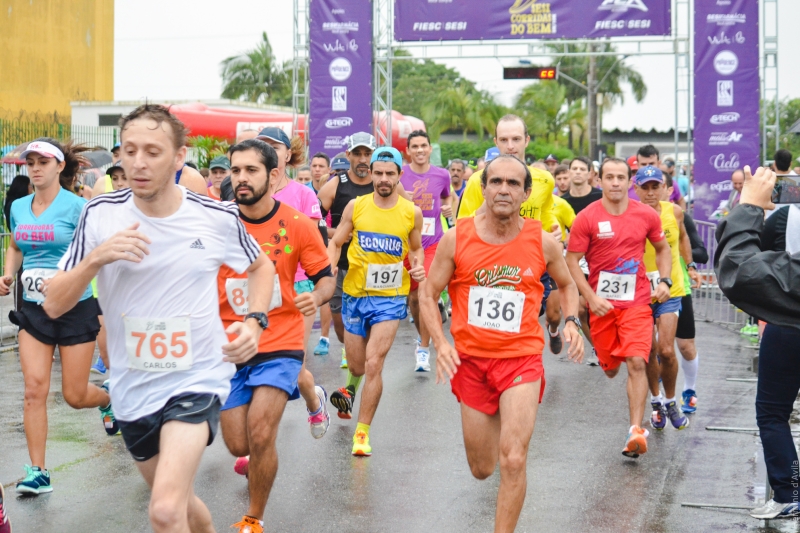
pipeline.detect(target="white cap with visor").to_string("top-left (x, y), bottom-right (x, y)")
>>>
top-left (21, 141), bottom-right (65, 162)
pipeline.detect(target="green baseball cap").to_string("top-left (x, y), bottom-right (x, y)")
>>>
top-left (209, 156), bottom-right (231, 170)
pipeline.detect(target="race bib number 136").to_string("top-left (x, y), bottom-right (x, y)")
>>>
top-left (468, 286), bottom-right (525, 333)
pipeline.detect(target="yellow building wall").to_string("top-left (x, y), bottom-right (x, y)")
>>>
top-left (0, 0), bottom-right (113, 121)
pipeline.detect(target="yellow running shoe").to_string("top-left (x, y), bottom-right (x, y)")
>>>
top-left (231, 515), bottom-right (263, 533)
top-left (352, 430), bottom-right (372, 456)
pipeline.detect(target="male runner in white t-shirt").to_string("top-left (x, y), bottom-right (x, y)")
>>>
top-left (44, 104), bottom-right (275, 533)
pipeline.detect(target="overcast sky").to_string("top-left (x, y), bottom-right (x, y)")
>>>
top-left (115, 0), bottom-right (800, 132)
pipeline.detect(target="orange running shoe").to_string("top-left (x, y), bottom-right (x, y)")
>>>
top-left (231, 515), bottom-right (263, 533)
top-left (622, 426), bottom-right (649, 458)
top-left (330, 387), bottom-right (353, 419)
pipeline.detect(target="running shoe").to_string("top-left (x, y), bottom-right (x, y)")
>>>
top-left (749, 499), bottom-right (800, 520)
top-left (340, 348), bottom-right (347, 369)
top-left (308, 386), bottom-right (330, 439)
top-left (415, 348), bottom-right (431, 372)
top-left (438, 298), bottom-right (448, 324)
top-left (681, 389), bottom-right (698, 414)
top-left (16, 465), bottom-right (52, 495)
top-left (739, 324), bottom-right (759, 337)
top-left (330, 387), bottom-right (353, 419)
top-left (231, 515), bottom-right (263, 533)
top-left (585, 348), bottom-right (600, 366)
top-left (313, 337), bottom-right (329, 356)
top-left (0, 481), bottom-right (11, 533)
top-left (234, 456), bottom-right (250, 477)
top-left (548, 328), bottom-right (563, 355)
top-left (650, 401), bottom-right (667, 430)
top-left (352, 430), bottom-right (372, 456)
top-left (90, 356), bottom-right (107, 375)
top-left (621, 427), bottom-right (649, 459)
top-left (99, 380), bottom-right (119, 436)
top-left (665, 400), bottom-right (690, 429)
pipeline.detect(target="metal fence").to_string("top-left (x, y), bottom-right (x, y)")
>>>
top-left (692, 220), bottom-right (750, 331)
top-left (0, 232), bottom-right (18, 350)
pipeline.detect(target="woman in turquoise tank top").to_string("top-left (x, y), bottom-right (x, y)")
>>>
top-left (0, 138), bottom-right (118, 496)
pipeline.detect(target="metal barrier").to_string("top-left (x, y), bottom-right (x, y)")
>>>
top-left (0, 232), bottom-right (19, 350)
top-left (691, 220), bottom-right (749, 332)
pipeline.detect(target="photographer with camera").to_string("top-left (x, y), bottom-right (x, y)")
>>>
top-left (715, 164), bottom-right (800, 520)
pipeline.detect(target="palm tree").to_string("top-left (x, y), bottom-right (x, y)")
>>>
top-left (220, 32), bottom-right (290, 105)
top-left (422, 85), bottom-right (503, 141)
top-left (515, 82), bottom-right (570, 144)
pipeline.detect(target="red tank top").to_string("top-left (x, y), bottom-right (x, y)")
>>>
top-left (450, 217), bottom-right (546, 358)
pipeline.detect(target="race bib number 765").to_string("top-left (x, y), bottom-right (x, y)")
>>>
top-left (125, 317), bottom-right (193, 373)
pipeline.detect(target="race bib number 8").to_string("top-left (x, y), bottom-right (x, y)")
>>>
top-left (468, 286), bottom-right (525, 333)
top-left (225, 276), bottom-right (282, 316)
top-left (596, 271), bottom-right (636, 301)
top-left (21, 268), bottom-right (57, 303)
top-left (125, 317), bottom-right (193, 372)
top-left (366, 262), bottom-right (403, 290)
top-left (421, 217), bottom-right (436, 236)
top-left (647, 271), bottom-right (659, 297)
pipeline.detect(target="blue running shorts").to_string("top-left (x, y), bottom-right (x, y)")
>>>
top-left (222, 358), bottom-right (302, 410)
top-left (342, 294), bottom-right (408, 338)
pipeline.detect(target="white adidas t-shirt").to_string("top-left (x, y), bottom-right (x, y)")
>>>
top-left (59, 186), bottom-right (261, 421)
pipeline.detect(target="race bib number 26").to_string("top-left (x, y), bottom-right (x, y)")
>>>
top-left (21, 268), bottom-right (57, 303)
top-left (468, 286), bottom-right (525, 333)
top-left (125, 317), bottom-right (193, 373)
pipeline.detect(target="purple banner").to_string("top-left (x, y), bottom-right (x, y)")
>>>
top-left (309, 0), bottom-right (373, 158)
top-left (693, 0), bottom-right (760, 222)
top-left (394, 0), bottom-right (670, 41)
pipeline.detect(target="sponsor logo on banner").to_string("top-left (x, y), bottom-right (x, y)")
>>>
top-left (332, 87), bottom-right (347, 111)
top-left (323, 39), bottom-right (359, 53)
top-left (331, 8), bottom-right (344, 14)
top-left (709, 152), bottom-right (740, 172)
top-left (597, 0), bottom-right (649, 12)
top-left (715, 0), bottom-right (732, 5)
top-left (323, 21), bottom-right (358, 33)
top-left (329, 57), bottom-right (352, 81)
top-left (710, 112), bottom-right (740, 125)
top-left (707, 31), bottom-right (745, 45)
top-left (710, 180), bottom-right (734, 192)
top-left (323, 136), bottom-right (347, 150)
top-left (412, 21), bottom-right (468, 32)
top-left (717, 81), bottom-right (733, 106)
top-left (713, 50), bottom-right (738, 75)
top-left (325, 117), bottom-right (353, 129)
top-left (706, 13), bottom-right (746, 26)
top-left (709, 131), bottom-right (742, 146)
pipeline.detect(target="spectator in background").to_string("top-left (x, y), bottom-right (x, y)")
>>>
top-left (330, 153), bottom-right (349, 179)
top-left (207, 155), bottom-right (230, 201)
top-left (295, 165), bottom-right (312, 185)
top-left (309, 152), bottom-right (331, 194)
top-left (726, 168), bottom-right (745, 212)
top-left (552, 164), bottom-right (570, 196)
top-left (110, 143), bottom-right (120, 165)
top-left (4, 175), bottom-right (31, 232)
top-left (774, 149), bottom-right (796, 177)
top-left (448, 159), bottom-right (467, 198)
top-left (475, 156), bottom-right (486, 171)
top-left (544, 153), bottom-right (558, 174)
top-left (590, 161), bottom-right (600, 188)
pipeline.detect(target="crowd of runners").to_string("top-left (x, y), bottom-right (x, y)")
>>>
top-left (0, 103), bottom-right (784, 533)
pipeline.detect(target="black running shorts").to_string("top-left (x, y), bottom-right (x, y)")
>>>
top-left (117, 392), bottom-right (221, 462)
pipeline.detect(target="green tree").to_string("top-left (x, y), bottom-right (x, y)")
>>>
top-left (764, 97), bottom-right (800, 158)
top-left (391, 49), bottom-right (472, 120)
top-left (220, 32), bottom-right (291, 106)
top-left (421, 85), bottom-right (503, 141)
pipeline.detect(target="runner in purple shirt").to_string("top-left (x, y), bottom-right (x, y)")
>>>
top-left (400, 130), bottom-right (452, 373)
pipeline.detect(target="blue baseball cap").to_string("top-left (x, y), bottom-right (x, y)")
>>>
top-left (485, 147), bottom-right (500, 162)
top-left (331, 157), bottom-right (350, 170)
top-left (111, 143), bottom-right (120, 153)
top-left (370, 146), bottom-right (403, 167)
top-left (634, 165), bottom-right (664, 186)
top-left (256, 127), bottom-right (291, 148)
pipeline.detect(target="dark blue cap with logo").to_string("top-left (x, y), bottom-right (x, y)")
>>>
top-left (331, 157), bottom-right (350, 170)
top-left (256, 127), bottom-right (291, 148)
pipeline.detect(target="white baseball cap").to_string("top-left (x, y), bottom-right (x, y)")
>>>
top-left (21, 141), bottom-right (64, 162)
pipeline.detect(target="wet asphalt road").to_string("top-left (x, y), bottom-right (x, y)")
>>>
top-left (2, 317), bottom-right (799, 533)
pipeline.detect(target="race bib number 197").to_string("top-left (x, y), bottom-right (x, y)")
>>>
top-left (366, 262), bottom-right (403, 290)
top-left (125, 317), bottom-right (193, 372)
top-left (647, 271), bottom-right (660, 297)
top-left (468, 286), bottom-right (525, 333)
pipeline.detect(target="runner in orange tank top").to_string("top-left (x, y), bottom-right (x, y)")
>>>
top-left (420, 155), bottom-right (583, 533)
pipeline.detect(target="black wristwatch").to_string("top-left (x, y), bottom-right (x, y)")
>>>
top-left (244, 312), bottom-right (269, 330)
top-left (687, 262), bottom-right (697, 270)
top-left (658, 277), bottom-right (673, 289)
top-left (564, 315), bottom-right (582, 330)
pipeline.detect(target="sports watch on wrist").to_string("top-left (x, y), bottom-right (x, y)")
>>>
top-left (658, 277), bottom-right (673, 289)
top-left (244, 312), bottom-right (269, 330)
top-left (564, 315), bottom-right (582, 330)
top-left (687, 262), bottom-right (698, 270)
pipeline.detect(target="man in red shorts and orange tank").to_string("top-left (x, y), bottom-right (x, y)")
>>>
top-left (566, 157), bottom-right (672, 459)
top-left (420, 155), bottom-right (583, 533)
